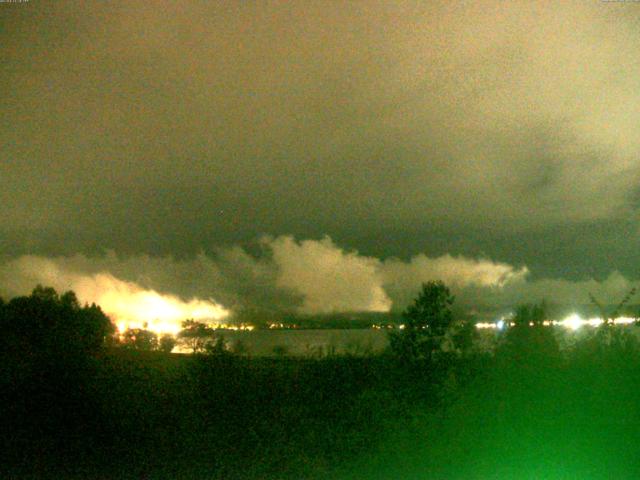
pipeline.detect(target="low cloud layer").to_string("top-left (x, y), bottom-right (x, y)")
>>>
top-left (1, 236), bottom-right (635, 331)
top-left (0, 256), bottom-right (229, 334)
top-left (268, 236), bottom-right (391, 314)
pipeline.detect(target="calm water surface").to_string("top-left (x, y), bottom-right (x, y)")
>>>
top-left (218, 329), bottom-right (389, 356)
top-left (201, 326), bottom-right (635, 356)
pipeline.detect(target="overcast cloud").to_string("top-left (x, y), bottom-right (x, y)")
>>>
top-left (2, 1), bottom-right (640, 313)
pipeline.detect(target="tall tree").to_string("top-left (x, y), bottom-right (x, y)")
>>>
top-left (0, 285), bottom-right (114, 357)
top-left (389, 281), bottom-right (456, 364)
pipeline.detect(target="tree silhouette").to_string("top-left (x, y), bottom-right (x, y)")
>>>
top-left (0, 285), bottom-right (114, 357)
top-left (588, 288), bottom-right (638, 351)
top-left (499, 301), bottom-right (560, 366)
top-left (512, 302), bottom-right (546, 327)
top-left (205, 334), bottom-right (229, 356)
top-left (389, 281), bottom-right (456, 364)
top-left (121, 328), bottom-right (158, 350)
top-left (589, 288), bottom-right (636, 325)
top-left (159, 334), bottom-right (177, 353)
top-left (0, 285), bottom-right (115, 460)
top-left (178, 319), bottom-right (216, 353)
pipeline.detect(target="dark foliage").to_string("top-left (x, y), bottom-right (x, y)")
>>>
top-left (2, 284), bottom-right (640, 478)
top-left (497, 301), bottom-right (561, 368)
top-left (1, 285), bottom-right (114, 357)
top-left (388, 281), bottom-right (468, 365)
top-left (389, 282), bottom-right (450, 362)
top-left (0, 284), bottom-right (475, 479)
top-left (159, 333), bottom-right (177, 353)
top-left (178, 319), bottom-right (216, 353)
top-left (0, 286), bottom-right (115, 477)
top-left (120, 327), bottom-right (159, 351)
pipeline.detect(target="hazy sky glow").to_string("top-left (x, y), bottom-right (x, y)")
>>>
top-left (2, 1), bottom-right (640, 321)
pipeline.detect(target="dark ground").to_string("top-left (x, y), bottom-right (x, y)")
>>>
top-left (4, 334), bottom-right (640, 479)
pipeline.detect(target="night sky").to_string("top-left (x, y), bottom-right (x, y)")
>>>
top-left (2, 1), bottom-right (640, 319)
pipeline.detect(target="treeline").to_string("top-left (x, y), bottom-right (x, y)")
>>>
top-left (116, 320), bottom-right (237, 354)
top-left (0, 284), bottom-right (479, 478)
top-left (0, 286), bottom-right (115, 477)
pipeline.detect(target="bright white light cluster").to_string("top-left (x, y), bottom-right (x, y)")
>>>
top-left (476, 314), bottom-right (637, 330)
top-left (556, 314), bottom-right (635, 331)
top-left (476, 316), bottom-right (511, 330)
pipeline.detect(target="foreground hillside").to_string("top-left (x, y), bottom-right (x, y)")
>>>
top-left (5, 343), bottom-right (640, 479)
top-left (342, 344), bottom-right (640, 479)
top-left (4, 287), bottom-right (640, 479)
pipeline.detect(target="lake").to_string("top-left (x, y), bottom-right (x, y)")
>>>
top-left (208, 325), bottom-right (638, 356)
top-left (211, 329), bottom-right (390, 356)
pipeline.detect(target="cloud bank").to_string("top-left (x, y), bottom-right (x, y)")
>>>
top-left (267, 235), bottom-right (391, 314)
top-left (0, 256), bottom-right (229, 334)
top-left (1, 236), bottom-right (635, 331)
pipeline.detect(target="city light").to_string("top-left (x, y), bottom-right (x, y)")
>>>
top-left (474, 313), bottom-right (638, 330)
top-left (561, 313), bottom-right (583, 331)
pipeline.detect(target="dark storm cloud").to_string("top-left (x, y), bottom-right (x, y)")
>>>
top-left (2, 0), bottom-right (640, 298)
